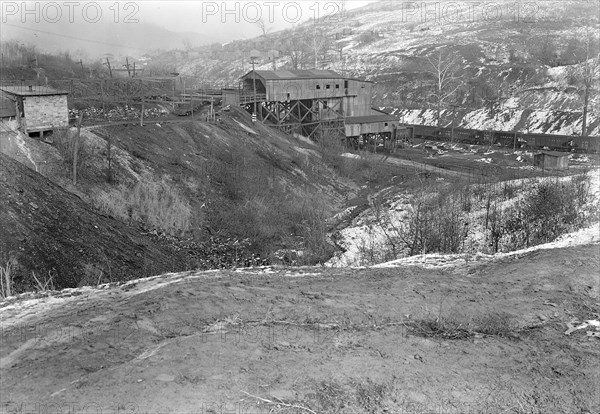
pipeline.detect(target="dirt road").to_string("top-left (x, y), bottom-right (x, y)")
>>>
top-left (1, 243), bottom-right (598, 413)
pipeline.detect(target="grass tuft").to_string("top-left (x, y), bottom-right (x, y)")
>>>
top-left (95, 175), bottom-right (193, 237)
top-left (407, 311), bottom-right (519, 340)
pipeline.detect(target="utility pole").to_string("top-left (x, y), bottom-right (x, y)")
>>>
top-left (250, 56), bottom-right (259, 122)
top-left (140, 96), bottom-right (144, 126)
top-left (73, 113), bottom-right (83, 185)
top-left (124, 57), bottom-right (131, 77)
top-left (105, 58), bottom-right (113, 78)
top-left (133, 62), bottom-right (136, 78)
top-left (100, 79), bottom-right (106, 112)
top-left (172, 78), bottom-right (176, 111)
top-left (78, 59), bottom-right (84, 78)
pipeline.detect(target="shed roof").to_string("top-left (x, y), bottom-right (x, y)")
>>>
top-left (242, 69), bottom-right (344, 81)
top-left (0, 92), bottom-right (16, 118)
top-left (0, 85), bottom-right (68, 96)
top-left (345, 114), bottom-right (399, 124)
top-left (535, 151), bottom-right (570, 158)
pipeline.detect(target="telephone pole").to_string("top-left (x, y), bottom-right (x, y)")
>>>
top-left (124, 57), bottom-right (131, 77)
top-left (250, 56), bottom-right (259, 122)
top-left (104, 58), bottom-right (113, 78)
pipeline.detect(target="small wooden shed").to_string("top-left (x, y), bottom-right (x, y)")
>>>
top-left (0, 85), bottom-right (69, 135)
top-left (344, 112), bottom-right (399, 137)
top-left (533, 151), bottom-right (569, 170)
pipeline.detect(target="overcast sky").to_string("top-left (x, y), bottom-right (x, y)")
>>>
top-left (0, 1), bottom-right (375, 57)
top-left (141, 1), bottom-right (375, 34)
top-left (1, 1), bottom-right (376, 42)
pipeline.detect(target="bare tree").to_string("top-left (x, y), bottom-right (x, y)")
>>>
top-left (425, 51), bottom-right (463, 128)
top-left (255, 18), bottom-right (270, 37)
top-left (310, 28), bottom-right (334, 69)
top-left (283, 35), bottom-right (309, 70)
top-left (568, 36), bottom-right (599, 136)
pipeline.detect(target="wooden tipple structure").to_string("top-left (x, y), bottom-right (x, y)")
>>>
top-left (232, 70), bottom-right (398, 141)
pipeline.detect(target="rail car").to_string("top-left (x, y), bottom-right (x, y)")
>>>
top-left (404, 124), bottom-right (599, 153)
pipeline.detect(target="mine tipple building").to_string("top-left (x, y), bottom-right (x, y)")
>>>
top-left (237, 69), bottom-right (398, 141)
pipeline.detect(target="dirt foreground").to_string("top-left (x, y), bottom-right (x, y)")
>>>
top-left (1, 243), bottom-right (599, 413)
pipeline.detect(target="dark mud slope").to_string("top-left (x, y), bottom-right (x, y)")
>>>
top-left (0, 153), bottom-right (185, 291)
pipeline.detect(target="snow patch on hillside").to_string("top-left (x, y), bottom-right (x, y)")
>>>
top-left (328, 169), bottom-right (600, 268)
top-left (383, 104), bottom-right (599, 136)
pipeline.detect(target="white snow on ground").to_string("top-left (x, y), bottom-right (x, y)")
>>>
top-left (1, 159), bottom-right (598, 324)
top-left (14, 132), bottom-right (38, 172)
top-left (328, 169), bottom-right (600, 268)
top-left (293, 133), bottom-right (317, 147)
top-left (385, 103), bottom-right (599, 136)
top-left (81, 128), bottom-right (148, 181)
top-left (234, 119), bottom-right (257, 135)
top-left (373, 222), bottom-right (600, 270)
top-left (0, 268), bottom-right (268, 329)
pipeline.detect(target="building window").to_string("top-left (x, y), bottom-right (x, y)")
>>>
top-left (336, 84), bottom-right (340, 88)
top-left (344, 80), bottom-right (348, 88)
top-left (326, 84), bottom-right (331, 89)
top-left (316, 84), bottom-right (321, 89)
top-left (384, 123), bottom-right (388, 126)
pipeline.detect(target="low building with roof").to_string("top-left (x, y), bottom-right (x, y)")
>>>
top-left (344, 111), bottom-right (399, 137)
top-left (533, 151), bottom-right (569, 170)
top-left (0, 85), bottom-right (69, 135)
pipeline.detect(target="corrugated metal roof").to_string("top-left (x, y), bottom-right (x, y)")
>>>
top-left (0, 92), bottom-right (16, 118)
top-left (242, 69), bottom-right (344, 80)
top-left (0, 85), bottom-right (68, 96)
top-left (345, 114), bottom-right (398, 124)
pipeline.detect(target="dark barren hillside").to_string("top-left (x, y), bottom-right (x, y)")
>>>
top-left (0, 107), bottom-right (364, 292)
top-left (0, 152), bottom-right (187, 290)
